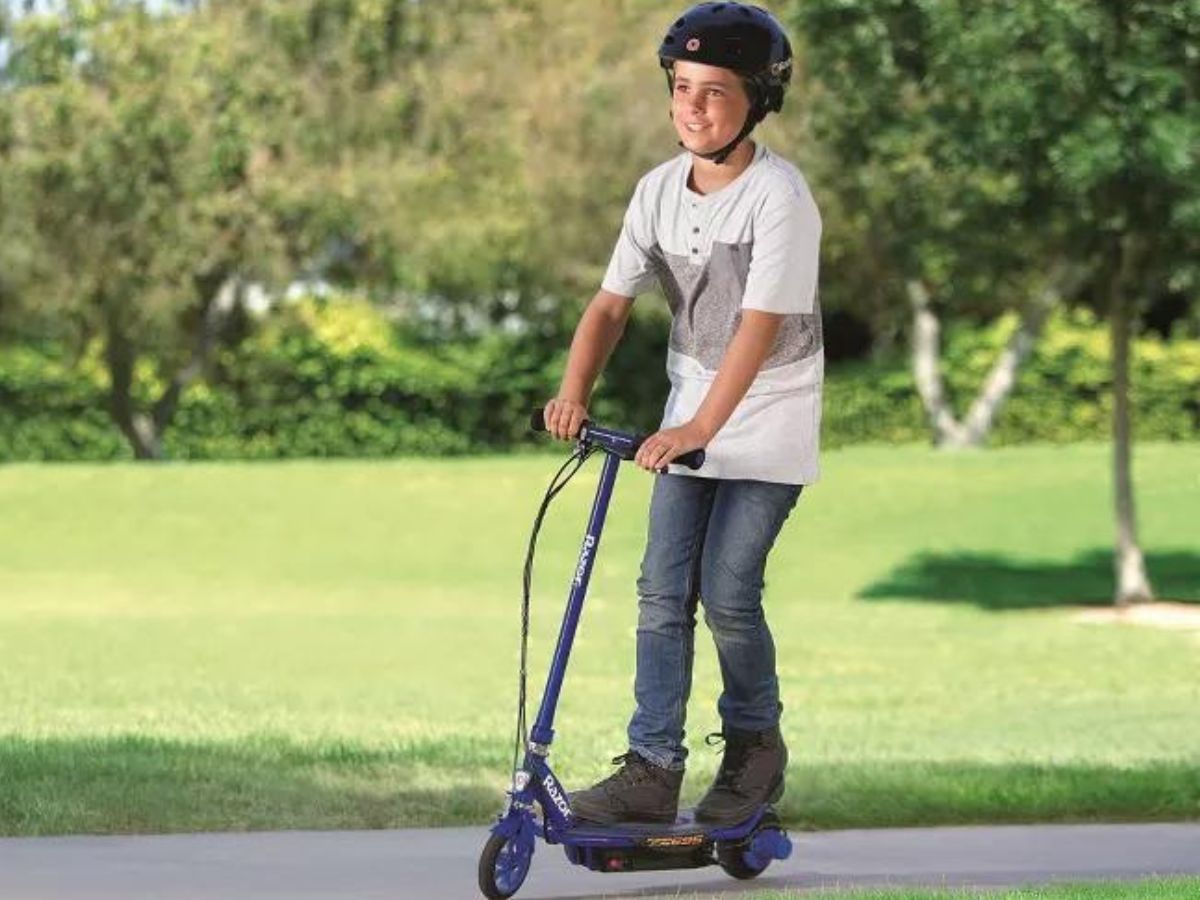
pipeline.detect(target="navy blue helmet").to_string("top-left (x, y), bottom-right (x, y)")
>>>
top-left (658, 2), bottom-right (794, 120)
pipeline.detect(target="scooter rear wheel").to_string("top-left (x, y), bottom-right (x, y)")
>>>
top-left (715, 810), bottom-right (784, 880)
top-left (716, 840), bottom-right (771, 880)
top-left (478, 831), bottom-right (533, 899)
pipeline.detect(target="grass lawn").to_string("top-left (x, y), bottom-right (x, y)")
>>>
top-left (728, 877), bottom-right (1200, 899)
top-left (0, 442), bottom-right (1197, 835)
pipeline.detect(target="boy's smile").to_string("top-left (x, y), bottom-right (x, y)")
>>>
top-left (670, 60), bottom-right (752, 156)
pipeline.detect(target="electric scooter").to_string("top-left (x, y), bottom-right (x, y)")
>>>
top-left (477, 409), bottom-right (793, 899)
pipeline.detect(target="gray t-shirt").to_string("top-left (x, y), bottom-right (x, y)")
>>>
top-left (602, 143), bottom-right (824, 484)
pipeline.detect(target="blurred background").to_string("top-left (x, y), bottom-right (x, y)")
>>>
top-left (0, 0), bottom-right (1196, 838)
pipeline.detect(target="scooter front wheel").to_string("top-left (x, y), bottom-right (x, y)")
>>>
top-left (478, 830), bottom-right (534, 899)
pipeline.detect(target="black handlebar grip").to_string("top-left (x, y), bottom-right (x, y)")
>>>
top-left (674, 448), bottom-right (706, 470)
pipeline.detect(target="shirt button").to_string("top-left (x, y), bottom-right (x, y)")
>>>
top-left (691, 247), bottom-right (699, 254)
top-left (692, 227), bottom-right (700, 233)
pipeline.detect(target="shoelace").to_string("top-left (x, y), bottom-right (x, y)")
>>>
top-left (601, 752), bottom-right (655, 790)
top-left (705, 731), bottom-right (754, 791)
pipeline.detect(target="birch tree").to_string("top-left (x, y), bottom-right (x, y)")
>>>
top-left (793, 0), bottom-right (1083, 449)
top-left (794, 0), bottom-right (1200, 604)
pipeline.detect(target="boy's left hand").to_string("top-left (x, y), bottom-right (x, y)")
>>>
top-left (635, 421), bottom-right (709, 473)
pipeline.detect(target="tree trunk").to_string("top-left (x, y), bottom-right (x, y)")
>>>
top-left (958, 284), bottom-right (1062, 446)
top-left (103, 303), bottom-right (163, 460)
top-left (151, 275), bottom-right (239, 436)
top-left (908, 279), bottom-right (1063, 449)
top-left (101, 275), bottom-right (236, 461)
top-left (908, 280), bottom-right (967, 447)
top-left (1109, 236), bottom-right (1154, 607)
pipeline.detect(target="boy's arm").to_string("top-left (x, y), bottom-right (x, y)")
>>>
top-left (634, 309), bottom-right (784, 471)
top-left (545, 289), bottom-right (635, 441)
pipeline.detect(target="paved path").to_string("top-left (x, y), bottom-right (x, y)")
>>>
top-left (0, 823), bottom-right (1197, 899)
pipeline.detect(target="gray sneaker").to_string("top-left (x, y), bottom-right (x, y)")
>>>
top-left (694, 726), bottom-right (787, 825)
top-left (569, 752), bottom-right (683, 824)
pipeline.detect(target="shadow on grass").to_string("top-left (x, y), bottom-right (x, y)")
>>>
top-left (1, 735), bottom-right (1197, 836)
top-left (858, 549), bottom-right (1200, 610)
top-left (0, 733), bottom-right (507, 837)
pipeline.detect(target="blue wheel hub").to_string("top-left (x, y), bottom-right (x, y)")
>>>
top-left (743, 826), bottom-right (792, 870)
top-left (482, 811), bottom-right (536, 897)
top-left (493, 834), bottom-right (533, 892)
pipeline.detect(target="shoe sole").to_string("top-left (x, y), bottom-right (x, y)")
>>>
top-left (569, 797), bottom-right (678, 826)
top-left (571, 808), bottom-right (678, 825)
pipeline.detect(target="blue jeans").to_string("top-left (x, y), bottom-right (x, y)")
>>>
top-left (627, 473), bottom-right (803, 771)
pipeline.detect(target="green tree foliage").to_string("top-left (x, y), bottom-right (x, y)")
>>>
top-left (794, 0), bottom-right (1200, 603)
top-left (788, 0), bottom-right (1052, 341)
top-left (1, 0), bottom-right (292, 457)
top-left (2, 0), bottom-right (1196, 491)
top-left (237, 0), bottom-right (681, 334)
top-left (791, 0), bottom-right (1198, 349)
top-left (790, 1), bottom-right (1093, 452)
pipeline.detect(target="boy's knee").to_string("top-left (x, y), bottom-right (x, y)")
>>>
top-left (637, 579), bottom-right (698, 632)
top-left (702, 604), bottom-right (767, 644)
top-left (701, 553), bottom-right (766, 602)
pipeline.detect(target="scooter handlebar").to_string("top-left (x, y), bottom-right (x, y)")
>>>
top-left (530, 408), bottom-right (706, 471)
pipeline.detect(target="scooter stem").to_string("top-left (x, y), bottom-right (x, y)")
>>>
top-left (529, 450), bottom-right (621, 747)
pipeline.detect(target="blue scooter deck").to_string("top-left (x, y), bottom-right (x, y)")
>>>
top-left (549, 807), bottom-right (764, 845)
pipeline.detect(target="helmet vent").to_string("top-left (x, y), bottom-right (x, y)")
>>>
top-left (675, 17), bottom-right (686, 27)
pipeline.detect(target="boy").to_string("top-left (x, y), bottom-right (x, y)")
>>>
top-left (543, 1), bottom-right (822, 826)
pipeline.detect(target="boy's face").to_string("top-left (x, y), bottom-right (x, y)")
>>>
top-left (670, 60), bottom-right (752, 157)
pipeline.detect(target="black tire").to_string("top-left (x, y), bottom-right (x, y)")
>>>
top-left (477, 831), bottom-right (532, 900)
top-left (716, 840), bottom-right (771, 880)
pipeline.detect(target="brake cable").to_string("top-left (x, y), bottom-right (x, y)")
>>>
top-left (511, 443), bottom-right (598, 785)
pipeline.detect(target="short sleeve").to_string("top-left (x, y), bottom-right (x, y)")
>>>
top-left (740, 187), bottom-right (822, 315)
top-left (601, 179), bottom-right (658, 299)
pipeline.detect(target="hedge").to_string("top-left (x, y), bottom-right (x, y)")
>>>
top-left (0, 300), bottom-right (1195, 461)
top-left (821, 309), bottom-right (1200, 448)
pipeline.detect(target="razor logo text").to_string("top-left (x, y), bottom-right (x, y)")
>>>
top-left (542, 774), bottom-right (572, 818)
top-left (573, 535), bottom-right (597, 587)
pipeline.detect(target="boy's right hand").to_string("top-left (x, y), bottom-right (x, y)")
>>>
top-left (544, 398), bottom-right (588, 442)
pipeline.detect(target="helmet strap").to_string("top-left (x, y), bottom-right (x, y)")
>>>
top-left (688, 110), bottom-right (761, 164)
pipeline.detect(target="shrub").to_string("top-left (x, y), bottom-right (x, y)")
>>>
top-left (0, 302), bottom-right (1195, 461)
